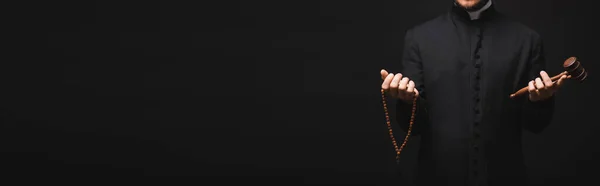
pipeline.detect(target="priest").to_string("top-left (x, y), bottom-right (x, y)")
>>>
top-left (380, 0), bottom-right (567, 185)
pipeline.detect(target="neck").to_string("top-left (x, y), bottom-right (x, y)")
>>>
top-left (454, 0), bottom-right (493, 20)
top-left (466, 0), bottom-right (492, 20)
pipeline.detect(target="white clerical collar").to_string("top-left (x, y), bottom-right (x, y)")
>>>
top-left (467, 0), bottom-right (492, 20)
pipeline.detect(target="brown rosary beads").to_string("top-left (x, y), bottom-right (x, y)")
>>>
top-left (381, 89), bottom-right (417, 163)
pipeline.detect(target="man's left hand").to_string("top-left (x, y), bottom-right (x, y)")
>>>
top-left (528, 71), bottom-right (568, 102)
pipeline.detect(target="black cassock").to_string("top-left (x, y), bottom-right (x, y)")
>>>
top-left (395, 2), bottom-right (554, 186)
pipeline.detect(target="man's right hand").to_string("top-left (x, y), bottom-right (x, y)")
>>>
top-left (381, 69), bottom-right (419, 103)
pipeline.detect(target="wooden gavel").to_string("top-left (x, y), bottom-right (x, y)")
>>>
top-left (510, 57), bottom-right (587, 98)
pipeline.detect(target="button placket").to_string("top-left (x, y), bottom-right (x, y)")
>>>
top-left (471, 25), bottom-right (485, 186)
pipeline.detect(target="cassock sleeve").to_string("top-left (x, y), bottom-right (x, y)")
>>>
top-left (520, 34), bottom-right (555, 134)
top-left (395, 29), bottom-right (429, 136)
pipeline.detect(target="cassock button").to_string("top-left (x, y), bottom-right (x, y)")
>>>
top-left (474, 145), bottom-right (479, 150)
top-left (475, 55), bottom-right (480, 59)
top-left (475, 63), bottom-right (481, 68)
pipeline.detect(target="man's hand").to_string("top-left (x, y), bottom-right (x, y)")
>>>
top-left (528, 70), bottom-right (568, 102)
top-left (381, 69), bottom-right (419, 103)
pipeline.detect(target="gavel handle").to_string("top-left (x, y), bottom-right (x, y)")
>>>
top-left (509, 71), bottom-right (568, 98)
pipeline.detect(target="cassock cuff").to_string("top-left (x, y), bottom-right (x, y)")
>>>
top-left (525, 95), bottom-right (555, 109)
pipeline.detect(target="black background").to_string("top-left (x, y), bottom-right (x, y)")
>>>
top-left (2, 0), bottom-right (599, 185)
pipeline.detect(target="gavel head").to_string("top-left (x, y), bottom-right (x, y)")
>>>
top-left (563, 57), bottom-right (587, 82)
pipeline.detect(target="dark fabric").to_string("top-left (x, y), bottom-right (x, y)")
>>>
top-left (394, 2), bottom-right (554, 186)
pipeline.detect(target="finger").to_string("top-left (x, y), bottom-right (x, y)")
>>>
top-left (404, 80), bottom-right (415, 100)
top-left (381, 74), bottom-right (394, 90)
top-left (407, 80), bottom-right (415, 94)
top-left (389, 74), bottom-right (402, 97)
top-left (528, 80), bottom-right (535, 93)
top-left (535, 78), bottom-right (546, 96)
top-left (414, 89), bottom-right (420, 98)
top-left (535, 78), bottom-right (544, 90)
top-left (540, 71), bottom-right (553, 89)
top-left (528, 80), bottom-right (539, 100)
top-left (406, 80), bottom-right (415, 99)
top-left (398, 77), bottom-right (409, 97)
top-left (380, 69), bottom-right (389, 80)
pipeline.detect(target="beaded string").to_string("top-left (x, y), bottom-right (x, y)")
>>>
top-left (381, 89), bottom-right (417, 164)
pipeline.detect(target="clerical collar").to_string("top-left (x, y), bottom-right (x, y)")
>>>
top-left (466, 0), bottom-right (492, 20)
top-left (451, 0), bottom-right (496, 21)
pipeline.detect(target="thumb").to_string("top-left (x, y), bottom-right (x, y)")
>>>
top-left (555, 75), bottom-right (567, 89)
top-left (380, 69), bottom-right (389, 80)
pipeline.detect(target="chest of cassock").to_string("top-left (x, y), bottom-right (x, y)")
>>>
top-left (398, 10), bottom-right (549, 186)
